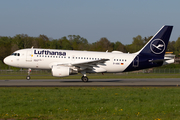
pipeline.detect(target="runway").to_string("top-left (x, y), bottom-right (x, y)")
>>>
top-left (0, 78), bottom-right (180, 87)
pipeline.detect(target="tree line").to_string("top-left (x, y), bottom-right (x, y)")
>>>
top-left (0, 34), bottom-right (180, 69)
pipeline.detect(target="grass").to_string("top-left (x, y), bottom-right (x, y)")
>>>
top-left (1, 87), bottom-right (180, 119)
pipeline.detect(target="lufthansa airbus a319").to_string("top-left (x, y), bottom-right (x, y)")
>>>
top-left (4, 25), bottom-right (174, 82)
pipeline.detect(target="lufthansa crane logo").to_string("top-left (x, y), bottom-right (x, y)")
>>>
top-left (150, 39), bottom-right (165, 54)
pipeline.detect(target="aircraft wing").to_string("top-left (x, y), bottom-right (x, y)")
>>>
top-left (71, 59), bottom-right (109, 71)
top-left (56, 58), bottom-right (109, 71)
top-left (56, 59), bottom-right (109, 67)
top-left (72, 59), bottom-right (109, 67)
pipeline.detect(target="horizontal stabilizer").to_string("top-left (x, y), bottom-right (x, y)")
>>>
top-left (149, 59), bottom-right (174, 65)
top-left (148, 59), bottom-right (170, 63)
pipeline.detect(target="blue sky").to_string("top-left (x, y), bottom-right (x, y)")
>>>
top-left (0, 0), bottom-right (180, 45)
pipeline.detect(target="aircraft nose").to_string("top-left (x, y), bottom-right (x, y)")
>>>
top-left (3, 56), bottom-right (11, 65)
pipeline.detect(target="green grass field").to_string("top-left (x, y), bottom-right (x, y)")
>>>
top-left (1, 87), bottom-right (180, 120)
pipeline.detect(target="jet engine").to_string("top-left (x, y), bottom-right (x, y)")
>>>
top-left (52, 66), bottom-right (78, 77)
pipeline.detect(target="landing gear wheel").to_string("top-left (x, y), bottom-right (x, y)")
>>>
top-left (26, 76), bottom-right (31, 80)
top-left (81, 76), bottom-right (88, 82)
top-left (27, 68), bottom-right (31, 80)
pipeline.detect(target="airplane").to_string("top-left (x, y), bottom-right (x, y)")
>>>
top-left (3, 25), bottom-right (174, 82)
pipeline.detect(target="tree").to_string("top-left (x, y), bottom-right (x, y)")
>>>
top-left (124, 35), bottom-right (144, 53)
top-left (68, 35), bottom-right (89, 50)
top-left (114, 41), bottom-right (126, 52)
top-left (90, 37), bottom-right (113, 52)
top-left (12, 34), bottom-right (33, 49)
top-left (50, 39), bottom-right (61, 49)
top-left (37, 35), bottom-right (50, 48)
top-left (167, 41), bottom-right (175, 52)
top-left (175, 37), bottom-right (180, 56)
top-left (0, 37), bottom-right (12, 60)
top-left (132, 35), bottom-right (144, 52)
top-left (143, 36), bottom-right (153, 45)
top-left (59, 37), bottom-right (72, 50)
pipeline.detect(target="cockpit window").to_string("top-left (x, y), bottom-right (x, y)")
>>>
top-left (12, 53), bottom-right (20, 56)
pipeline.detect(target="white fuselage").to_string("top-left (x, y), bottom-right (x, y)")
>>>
top-left (4, 48), bottom-right (137, 73)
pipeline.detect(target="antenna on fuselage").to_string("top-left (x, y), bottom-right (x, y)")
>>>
top-left (31, 46), bottom-right (34, 49)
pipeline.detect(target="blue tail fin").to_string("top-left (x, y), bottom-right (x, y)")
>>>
top-left (137, 25), bottom-right (173, 57)
top-left (124, 25), bottom-right (173, 72)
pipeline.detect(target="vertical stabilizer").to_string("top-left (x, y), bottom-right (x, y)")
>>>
top-left (124, 25), bottom-right (173, 72)
top-left (137, 25), bottom-right (173, 58)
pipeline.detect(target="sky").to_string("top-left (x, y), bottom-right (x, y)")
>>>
top-left (0, 0), bottom-right (180, 45)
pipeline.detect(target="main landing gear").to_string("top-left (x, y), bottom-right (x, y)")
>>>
top-left (26, 68), bottom-right (31, 80)
top-left (81, 76), bottom-right (88, 82)
top-left (81, 71), bottom-right (88, 82)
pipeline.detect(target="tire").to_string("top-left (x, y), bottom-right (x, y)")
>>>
top-left (26, 76), bottom-right (31, 80)
top-left (82, 76), bottom-right (88, 82)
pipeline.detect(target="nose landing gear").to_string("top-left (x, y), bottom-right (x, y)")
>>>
top-left (26, 68), bottom-right (31, 80)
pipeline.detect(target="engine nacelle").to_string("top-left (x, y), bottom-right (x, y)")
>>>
top-left (52, 66), bottom-right (78, 77)
top-left (52, 66), bottom-right (70, 77)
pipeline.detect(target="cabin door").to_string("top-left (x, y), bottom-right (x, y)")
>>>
top-left (133, 56), bottom-right (139, 67)
top-left (26, 50), bottom-right (32, 62)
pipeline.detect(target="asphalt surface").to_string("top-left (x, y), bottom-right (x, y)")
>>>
top-left (0, 78), bottom-right (180, 87)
